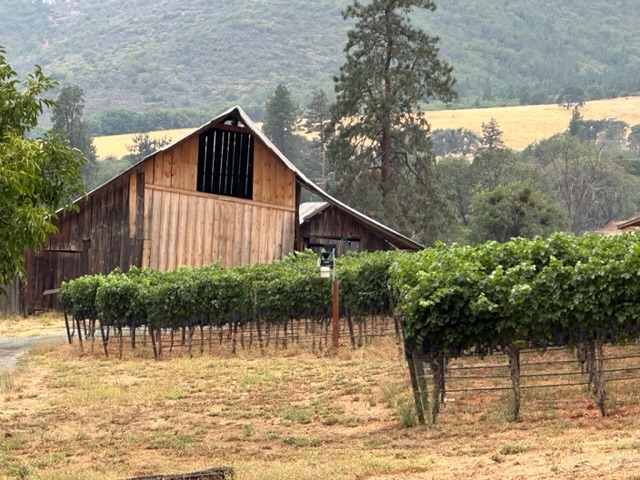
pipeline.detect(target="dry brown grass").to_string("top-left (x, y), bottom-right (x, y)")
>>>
top-left (92, 97), bottom-right (640, 159)
top-left (425, 96), bottom-right (640, 151)
top-left (2, 337), bottom-right (640, 479)
top-left (0, 313), bottom-right (67, 338)
top-left (93, 128), bottom-right (196, 159)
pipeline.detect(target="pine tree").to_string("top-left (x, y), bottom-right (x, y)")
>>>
top-left (304, 88), bottom-right (331, 184)
top-left (327, 0), bottom-right (456, 242)
top-left (263, 85), bottom-right (299, 156)
top-left (480, 118), bottom-right (505, 151)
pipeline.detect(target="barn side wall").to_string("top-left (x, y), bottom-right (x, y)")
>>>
top-left (301, 205), bottom-right (390, 256)
top-left (23, 168), bottom-right (145, 313)
top-left (0, 279), bottom-right (23, 317)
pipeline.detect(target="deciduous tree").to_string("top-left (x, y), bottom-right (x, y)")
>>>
top-left (469, 182), bottom-right (569, 244)
top-left (51, 84), bottom-right (98, 186)
top-left (430, 128), bottom-right (480, 158)
top-left (0, 48), bottom-right (84, 288)
top-left (126, 132), bottom-right (172, 165)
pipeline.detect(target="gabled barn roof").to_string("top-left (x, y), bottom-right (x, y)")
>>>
top-left (82, 106), bottom-right (423, 251)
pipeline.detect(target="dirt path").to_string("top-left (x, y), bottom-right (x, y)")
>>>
top-left (0, 334), bottom-right (65, 373)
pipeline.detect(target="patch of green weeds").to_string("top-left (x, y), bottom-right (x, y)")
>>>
top-left (147, 432), bottom-right (194, 452)
top-left (282, 436), bottom-right (323, 448)
top-left (490, 453), bottom-right (504, 463)
top-left (165, 388), bottom-right (186, 400)
top-left (364, 438), bottom-right (386, 450)
top-left (282, 407), bottom-right (312, 424)
top-left (499, 442), bottom-right (531, 455)
top-left (380, 382), bottom-right (417, 428)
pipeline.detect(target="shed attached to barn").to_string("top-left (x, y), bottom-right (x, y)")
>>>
top-left (9, 106), bottom-right (422, 315)
top-left (299, 202), bottom-right (421, 256)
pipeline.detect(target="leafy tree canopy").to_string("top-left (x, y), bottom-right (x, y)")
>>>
top-left (0, 47), bottom-right (85, 288)
top-left (126, 132), bottom-right (172, 165)
top-left (304, 88), bottom-right (331, 184)
top-left (557, 86), bottom-right (587, 110)
top-left (430, 128), bottom-right (480, 158)
top-left (51, 84), bottom-right (98, 186)
top-left (469, 182), bottom-right (569, 244)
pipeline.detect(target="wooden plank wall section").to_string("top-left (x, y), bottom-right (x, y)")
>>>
top-left (0, 279), bottom-right (22, 316)
top-left (145, 187), bottom-right (294, 269)
top-left (143, 132), bottom-right (296, 270)
top-left (252, 141), bottom-right (295, 208)
top-left (301, 205), bottom-right (390, 255)
top-left (22, 167), bottom-right (146, 313)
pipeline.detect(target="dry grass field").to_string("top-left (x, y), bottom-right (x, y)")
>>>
top-left (93, 97), bottom-right (640, 159)
top-left (425, 96), bottom-right (640, 151)
top-left (2, 318), bottom-right (640, 480)
top-left (0, 314), bottom-right (66, 338)
top-left (93, 128), bottom-right (196, 160)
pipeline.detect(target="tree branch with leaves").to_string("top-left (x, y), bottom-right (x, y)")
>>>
top-left (0, 47), bottom-right (85, 289)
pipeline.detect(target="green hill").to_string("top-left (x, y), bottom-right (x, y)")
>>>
top-left (2, 0), bottom-right (640, 119)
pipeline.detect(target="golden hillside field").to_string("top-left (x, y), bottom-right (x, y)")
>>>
top-left (93, 128), bottom-right (196, 159)
top-left (426, 96), bottom-right (640, 150)
top-left (93, 97), bottom-right (640, 158)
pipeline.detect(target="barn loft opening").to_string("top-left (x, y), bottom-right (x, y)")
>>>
top-left (196, 127), bottom-right (254, 199)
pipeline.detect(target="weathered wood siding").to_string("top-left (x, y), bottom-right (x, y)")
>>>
top-left (301, 205), bottom-right (390, 256)
top-left (23, 168), bottom-right (145, 313)
top-left (0, 279), bottom-right (22, 317)
top-left (143, 132), bottom-right (296, 269)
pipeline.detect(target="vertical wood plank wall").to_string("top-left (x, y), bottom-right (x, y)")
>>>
top-left (0, 279), bottom-right (22, 316)
top-left (301, 205), bottom-right (390, 256)
top-left (144, 133), bottom-right (296, 270)
top-left (21, 170), bottom-right (145, 313)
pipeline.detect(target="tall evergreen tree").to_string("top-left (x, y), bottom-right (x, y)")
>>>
top-left (304, 88), bottom-right (331, 184)
top-left (327, 0), bottom-right (455, 242)
top-left (480, 118), bottom-right (505, 151)
top-left (263, 85), bottom-right (299, 156)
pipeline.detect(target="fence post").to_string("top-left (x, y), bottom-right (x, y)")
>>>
top-left (332, 279), bottom-right (340, 352)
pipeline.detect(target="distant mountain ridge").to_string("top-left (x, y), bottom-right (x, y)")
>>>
top-left (2, 0), bottom-right (639, 118)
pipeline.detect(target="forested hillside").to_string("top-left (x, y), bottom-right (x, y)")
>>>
top-left (2, 0), bottom-right (639, 120)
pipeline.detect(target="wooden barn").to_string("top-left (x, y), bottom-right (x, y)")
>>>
top-left (5, 106), bottom-right (422, 315)
top-left (299, 202), bottom-right (420, 256)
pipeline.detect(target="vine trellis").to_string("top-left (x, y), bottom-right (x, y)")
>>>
top-left (61, 232), bottom-right (640, 424)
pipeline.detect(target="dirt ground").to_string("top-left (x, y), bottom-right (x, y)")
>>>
top-left (2, 324), bottom-right (640, 479)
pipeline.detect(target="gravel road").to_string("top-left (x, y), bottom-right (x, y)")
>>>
top-left (0, 334), bottom-right (66, 373)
